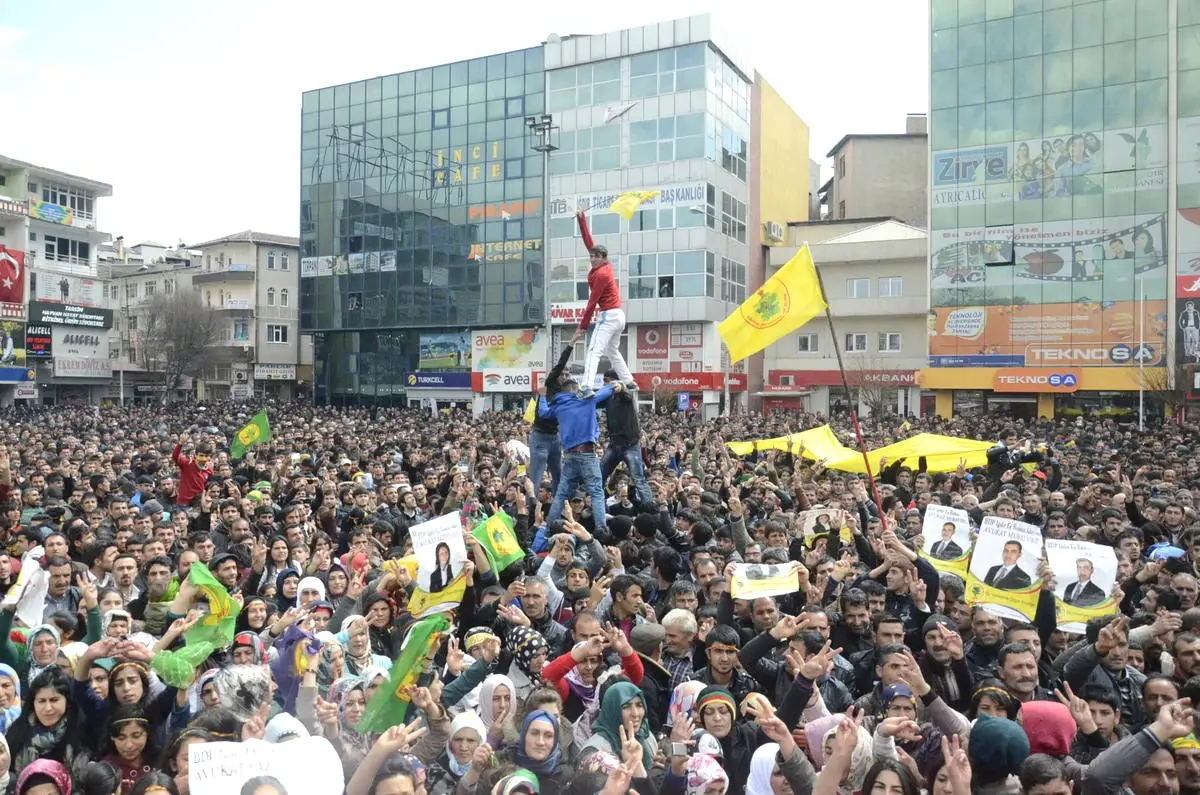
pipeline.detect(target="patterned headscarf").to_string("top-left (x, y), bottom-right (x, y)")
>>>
top-left (822, 720), bottom-right (875, 795)
top-left (24, 624), bottom-right (62, 683)
top-left (0, 664), bottom-right (21, 736)
top-left (214, 664), bottom-right (273, 722)
top-left (507, 626), bottom-right (548, 681)
top-left (685, 754), bottom-right (728, 795)
top-left (16, 758), bottom-right (72, 795)
top-left (232, 631), bottom-right (269, 666)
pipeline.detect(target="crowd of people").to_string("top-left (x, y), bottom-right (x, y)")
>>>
top-left (0, 389), bottom-right (1197, 795)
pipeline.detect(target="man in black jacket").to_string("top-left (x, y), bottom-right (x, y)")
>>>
top-left (598, 369), bottom-right (652, 506)
top-left (985, 428), bottom-right (1044, 482)
top-left (527, 346), bottom-right (574, 495)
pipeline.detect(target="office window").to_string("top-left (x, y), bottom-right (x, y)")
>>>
top-left (233, 320), bottom-right (249, 341)
top-left (797, 333), bottom-right (819, 352)
top-left (280, 253), bottom-right (290, 271)
top-left (845, 333), bottom-right (868, 351)
top-left (631, 206), bottom-right (707, 232)
top-left (267, 251), bottom-right (276, 270)
top-left (125, 283), bottom-right (137, 299)
top-left (720, 127), bottom-right (747, 181)
top-left (720, 256), bottom-right (747, 304)
top-left (549, 212), bottom-right (619, 240)
top-left (878, 277), bottom-right (903, 297)
top-left (878, 332), bottom-right (902, 352)
top-left (144, 281), bottom-right (156, 297)
top-left (550, 125), bottom-right (621, 174)
top-left (267, 324), bottom-right (288, 343)
top-left (547, 60), bottom-right (621, 110)
top-left (720, 193), bottom-right (747, 243)
top-left (846, 278), bottom-right (870, 298)
top-left (629, 44), bottom-right (706, 98)
top-left (109, 284), bottom-right (119, 300)
top-left (629, 112), bottom-right (705, 165)
top-left (628, 250), bottom-right (714, 299)
top-left (267, 288), bottom-right (276, 306)
top-left (280, 288), bottom-right (289, 307)
top-left (43, 235), bottom-right (90, 265)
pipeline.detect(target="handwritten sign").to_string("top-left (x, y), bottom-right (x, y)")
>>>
top-left (189, 738), bottom-right (342, 795)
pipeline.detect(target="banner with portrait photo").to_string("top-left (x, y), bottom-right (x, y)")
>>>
top-left (919, 504), bottom-right (973, 577)
top-left (1045, 539), bottom-right (1119, 633)
top-left (407, 512), bottom-right (468, 617)
top-left (799, 508), bottom-right (850, 545)
top-left (965, 517), bottom-right (1045, 622)
top-left (730, 561), bottom-right (806, 600)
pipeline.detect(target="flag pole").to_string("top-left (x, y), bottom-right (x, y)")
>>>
top-left (809, 248), bottom-right (888, 525)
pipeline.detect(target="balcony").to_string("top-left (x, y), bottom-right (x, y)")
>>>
top-left (193, 267), bottom-right (254, 284)
top-left (0, 197), bottom-right (27, 220)
top-left (27, 200), bottom-right (104, 233)
top-left (211, 300), bottom-right (253, 313)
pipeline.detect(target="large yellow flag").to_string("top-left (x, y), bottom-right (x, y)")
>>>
top-left (608, 190), bottom-right (661, 220)
top-left (719, 245), bottom-right (826, 362)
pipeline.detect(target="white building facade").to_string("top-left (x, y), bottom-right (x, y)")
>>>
top-left (0, 155), bottom-right (112, 405)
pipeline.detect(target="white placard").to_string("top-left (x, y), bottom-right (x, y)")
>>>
top-left (189, 738), bottom-right (343, 795)
top-left (969, 516), bottom-right (1045, 621)
top-left (921, 505), bottom-right (972, 561)
top-left (409, 512), bottom-right (467, 595)
top-left (1046, 539), bottom-right (1118, 632)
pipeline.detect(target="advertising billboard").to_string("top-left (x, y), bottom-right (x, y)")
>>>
top-left (51, 328), bottom-right (111, 378)
top-left (29, 273), bottom-right (102, 307)
top-left (930, 214), bottom-right (1168, 366)
top-left (634, 323), bottom-right (705, 374)
top-left (417, 333), bottom-right (471, 370)
top-left (405, 372), bottom-right (472, 389)
top-left (471, 328), bottom-right (548, 392)
top-left (29, 302), bottom-right (113, 329)
top-left (25, 325), bottom-right (51, 357)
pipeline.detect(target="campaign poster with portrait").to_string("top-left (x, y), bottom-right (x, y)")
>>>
top-left (730, 561), bottom-right (806, 600)
top-left (966, 516), bottom-right (1045, 621)
top-left (407, 512), bottom-right (468, 617)
top-left (799, 508), bottom-right (850, 545)
top-left (1045, 539), bottom-right (1119, 633)
top-left (920, 505), bottom-right (972, 577)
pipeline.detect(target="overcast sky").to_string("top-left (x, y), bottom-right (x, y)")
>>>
top-left (0, 1), bottom-right (928, 246)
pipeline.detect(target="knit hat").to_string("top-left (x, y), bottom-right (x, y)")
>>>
top-left (969, 714), bottom-right (1031, 784)
top-left (696, 685), bottom-right (737, 721)
top-left (922, 614), bottom-right (957, 636)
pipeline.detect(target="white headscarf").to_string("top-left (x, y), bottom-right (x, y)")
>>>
top-left (478, 673), bottom-right (515, 725)
top-left (746, 743), bottom-right (780, 795)
top-left (446, 711), bottom-right (487, 777)
top-left (296, 576), bottom-right (326, 607)
top-left (264, 712), bottom-right (311, 743)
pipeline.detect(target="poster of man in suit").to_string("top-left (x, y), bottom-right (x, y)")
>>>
top-left (1045, 538), bottom-right (1118, 632)
top-left (919, 504), bottom-right (971, 573)
top-left (967, 516), bottom-right (1045, 622)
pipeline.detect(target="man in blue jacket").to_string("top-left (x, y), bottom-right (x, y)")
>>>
top-left (538, 375), bottom-right (625, 534)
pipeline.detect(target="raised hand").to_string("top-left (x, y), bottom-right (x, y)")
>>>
top-left (940, 735), bottom-right (972, 795)
top-left (936, 623), bottom-right (964, 660)
top-left (376, 717), bottom-right (428, 753)
top-left (878, 716), bottom-right (923, 743)
top-left (896, 650), bottom-right (931, 696)
top-left (76, 573), bottom-right (98, 609)
top-left (831, 707), bottom-right (862, 757)
top-left (1056, 682), bottom-right (1098, 734)
top-left (1095, 615), bottom-right (1129, 656)
top-left (605, 622), bottom-right (634, 657)
top-left (1152, 698), bottom-right (1196, 742)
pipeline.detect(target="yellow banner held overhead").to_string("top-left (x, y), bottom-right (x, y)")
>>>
top-left (729, 562), bottom-right (806, 600)
top-left (719, 245), bottom-right (827, 363)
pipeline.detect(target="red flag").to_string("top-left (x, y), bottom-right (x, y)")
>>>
top-left (0, 248), bottom-right (25, 305)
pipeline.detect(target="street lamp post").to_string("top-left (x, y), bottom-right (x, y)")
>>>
top-left (525, 114), bottom-right (558, 365)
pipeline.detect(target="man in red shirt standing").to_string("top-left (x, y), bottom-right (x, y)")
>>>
top-left (574, 210), bottom-right (634, 392)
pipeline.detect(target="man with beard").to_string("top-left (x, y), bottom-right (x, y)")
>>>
top-left (694, 624), bottom-right (758, 705)
top-left (1008, 620), bottom-right (1062, 693)
top-left (917, 614), bottom-right (973, 712)
top-left (127, 556), bottom-right (174, 636)
top-left (1060, 615), bottom-right (1147, 729)
top-left (1173, 734), bottom-right (1200, 795)
top-left (849, 613), bottom-right (906, 697)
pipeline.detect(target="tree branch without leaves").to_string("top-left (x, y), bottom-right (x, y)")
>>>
top-left (138, 291), bottom-right (220, 399)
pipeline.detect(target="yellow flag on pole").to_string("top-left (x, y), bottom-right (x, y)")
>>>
top-left (608, 190), bottom-right (661, 220)
top-left (719, 245), bottom-right (827, 362)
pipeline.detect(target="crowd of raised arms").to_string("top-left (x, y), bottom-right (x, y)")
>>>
top-left (1, 384), bottom-right (1200, 795)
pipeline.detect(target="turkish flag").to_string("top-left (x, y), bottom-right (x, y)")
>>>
top-left (0, 247), bottom-right (24, 305)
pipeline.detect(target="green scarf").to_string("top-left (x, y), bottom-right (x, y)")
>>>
top-left (592, 681), bottom-right (652, 769)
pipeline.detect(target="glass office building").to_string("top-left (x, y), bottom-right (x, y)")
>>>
top-left (923, 0), bottom-right (1200, 418)
top-left (299, 48), bottom-right (547, 405)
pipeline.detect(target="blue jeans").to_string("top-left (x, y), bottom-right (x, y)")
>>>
top-left (547, 451), bottom-right (607, 532)
top-left (600, 442), bottom-right (653, 506)
top-left (527, 429), bottom-right (562, 495)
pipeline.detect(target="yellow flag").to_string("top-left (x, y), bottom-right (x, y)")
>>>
top-left (608, 190), bottom-right (661, 220)
top-left (719, 245), bottom-right (827, 362)
top-left (523, 397), bottom-right (538, 423)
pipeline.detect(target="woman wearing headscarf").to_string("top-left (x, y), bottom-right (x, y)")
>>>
top-left (234, 596), bottom-right (273, 637)
top-left (542, 631), bottom-right (643, 723)
top-left (319, 676), bottom-right (372, 781)
top-left (745, 723), bottom-right (818, 795)
top-left (273, 568), bottom-right (301, 615)
top-left (295, 576), bottom-right (327, 609)
top-left (659, 751), bottom-right (729, 795)
top-left (315, 638), bottom-right (346, 698)
top-left (15, 758), bottom-right (73, 795)
top-left (19, 624), bottom-right (63, 687)
top-left (6, 667), bottom-right (91, 781)
top-left (578, 681), bottom-right (657, 768)
top-left (0, 734), bottom-right (9, 795)
top-left (478, 674), bottom-right (517, 750)
top-left (0, 663), bottom-right (21, 736)
top-left (335, 616), bottom-right (391, 676)
top-left (813, 709), bottom-right (889, 795)
top-left (502, 710), bottom-right (568, 794)
top-left (505, 626), bottom-right (548, 702)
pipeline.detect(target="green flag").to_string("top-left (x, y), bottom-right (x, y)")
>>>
top-left (357, 614), bottom-right (450, 733)
top-left (185, 563), bottom-right (237, 649)
top-left (472, 511), bottom-right (524, 572)
top-left (231, 410), bottom-right (271, 459)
